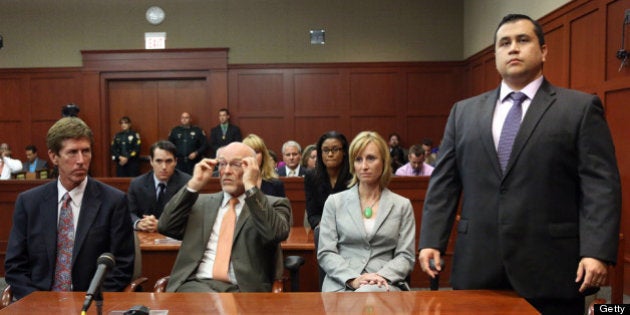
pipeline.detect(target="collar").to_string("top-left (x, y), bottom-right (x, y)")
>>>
top-left (499, 75), bottom-right (544, 102)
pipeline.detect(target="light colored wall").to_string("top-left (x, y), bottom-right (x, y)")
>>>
top-left (462, 0), bottom-right (571, 58)
top-left (0, 0), bottom-right (464, 68)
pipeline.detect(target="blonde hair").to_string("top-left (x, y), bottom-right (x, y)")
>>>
top-left (348, 131), bottom-right (392, 189)
top-left (242, 133), bottom-right (278, 180)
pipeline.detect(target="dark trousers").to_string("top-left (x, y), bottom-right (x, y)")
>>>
top-left (116, 158), bottom-right (140, 177)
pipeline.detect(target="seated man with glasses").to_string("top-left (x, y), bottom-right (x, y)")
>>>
top-left (128, 140), bottom-right (191, 232)
top-left (158, 142), bottom-right (292, 292)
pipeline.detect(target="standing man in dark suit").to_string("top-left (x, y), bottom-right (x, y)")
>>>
top-left (128, 140), bottom-right (191, 232)
top-left (208, 108), bottom-right (242, 158)
top-left (5, 117), bottom-right (134, 300)
top-left (169, 112), bottom-right (208, 175)
top-left (22, 145), bottom-right (48, 173)
top-left (158, 142), bottom-right (291, 292)
top-left (418, 14), bottom-right (621, 314)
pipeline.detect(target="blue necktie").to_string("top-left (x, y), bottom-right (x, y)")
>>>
top-left (497, 92), bottom-right (527, 172)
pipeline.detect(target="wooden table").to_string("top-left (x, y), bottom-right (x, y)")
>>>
top-left (138, 227), bottom-right (317, 292)
top-left (0, 290), bottom-right (539, 314)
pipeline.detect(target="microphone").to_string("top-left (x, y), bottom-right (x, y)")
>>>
top-left (81, 253), bottom-right (115, 313)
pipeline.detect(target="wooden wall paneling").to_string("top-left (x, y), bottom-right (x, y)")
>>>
top-left (469, 62), bottom-right (485, 96)
top-left (404, 116), bottom-right (449, 149)
top-left (482, 56), bottom-right (499, 93)
top-left (231, 69), bottom-right (291, 153)
top-left (606, 0), bottom-right (630, 81)
top-left (294, 117), bottom-right (349, 147)
top-left (604, 87), bottom-right (630, 293)
top-left (542, 22), bottom-right (568, 87)
top-left (0, 76), bottom-right (27, 160)
top-left (406, 69), bottom-right (461, 116)
top-left (349, 70), bottom-right (400, 117)
top-left (158, 79), bottom-right (211, 136)
top-left (568, 4), bottom-right (604, 90)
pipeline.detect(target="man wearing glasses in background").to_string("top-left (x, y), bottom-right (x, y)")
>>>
top-left (128, 140), bottom-right (191, 232)
top-left (158, 142), bottom-right (291, 292)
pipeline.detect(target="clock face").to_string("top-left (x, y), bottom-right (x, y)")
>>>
top-left (146, 6), bottom-right (165, 25)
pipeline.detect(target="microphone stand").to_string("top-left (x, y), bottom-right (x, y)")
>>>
top-left (95, 289), bottom-right (103, 315)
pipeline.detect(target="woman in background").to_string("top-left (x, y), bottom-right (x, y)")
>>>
top-left (317, 131), bottom-right (415, 292)
top-left (304, 131), bottom-right (351, 229)
top-left (301, 144), bottom-right (317, 171)
top-left (242, 133), bottom-right (285, 197)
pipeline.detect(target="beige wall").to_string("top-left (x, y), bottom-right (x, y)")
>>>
top-left (462, 0), bottom-right (571, 58)
top-left (0, 0), bottom-right (573, 68)
top-left (0, 0), bottom-right (464, 67)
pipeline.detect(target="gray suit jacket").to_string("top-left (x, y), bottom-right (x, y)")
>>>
top-left (317, 186), bottom-right (416, 292)
top-left (157, 186), bottom-right (291, 292)
top-left (127, 169), bottom-right (191, 222)
top-left (419, 80), bottom-right (621, 299)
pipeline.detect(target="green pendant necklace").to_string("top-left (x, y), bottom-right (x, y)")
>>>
top-left (363, 199), bottom-right (378, 219)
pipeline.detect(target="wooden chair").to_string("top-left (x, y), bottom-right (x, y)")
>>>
top-left (153, 245), bottom-right (304, 293)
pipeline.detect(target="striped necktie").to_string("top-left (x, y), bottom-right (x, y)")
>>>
top-left (497, 92), bottom-right (527, 172)
top-left (52, 192), bottom-right (74, 291)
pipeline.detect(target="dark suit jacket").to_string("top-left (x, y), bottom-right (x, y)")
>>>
top-left (127, 169), bottom-right (191, 223)
top-left (22, 157), bottom-right (48, 172)
top-left (276, 165), bottom-right (306, 177)
top-left (261, 179), bottom-right (286, 198)
top-left (209, 124), bottom-right (242, 157)
top-left (419, 80), bottom-right (621, 300)
top-left (4, 178), bottom-right (135, 299)
top-left (158, 187), bottom-right (291, 292)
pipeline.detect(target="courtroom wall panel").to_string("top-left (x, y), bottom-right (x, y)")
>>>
top-left (568, 2), bottom-right (605, 91)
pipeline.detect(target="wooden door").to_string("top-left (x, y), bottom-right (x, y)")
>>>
top-left (108, 79), bottom-right (210, 176)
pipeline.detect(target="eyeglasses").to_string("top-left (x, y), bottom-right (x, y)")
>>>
top-left (322, 147), bottom-right (342, 154)
top-left (217, 160), bottom-right (243, 170)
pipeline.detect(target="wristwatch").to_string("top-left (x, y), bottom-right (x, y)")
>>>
top-left (245, 187), bottom-right (259, 198)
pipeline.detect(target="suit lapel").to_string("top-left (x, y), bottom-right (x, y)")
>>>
top-left (369, 189), bottom-right (393, 240)
top-left (234, 198), bottom-right (250, 241)
top-left (503, 80), bottom-right (556, 177)
top-left (346, 186), bottom-right (368, 240)
top-left (73, 178), bottom-right (101, 264)
top-left (477, 88), bottom-right (503, 177)
top-left (144, 173), bottom-right (157, 209)
top-left (43, 182), bottom-right (59, 270)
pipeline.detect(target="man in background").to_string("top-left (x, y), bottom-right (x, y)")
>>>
top-left (169, 112), bottom-right (208, 175)
top-left (208, 108), bottom-right (242, 158)
top-left (394, 144), bottom-right (433, 176)
top-left (5, 117), bottom-right (134, 300)
top-left (128, 140), bottom-right (191, 232)
top-left (22, 145), bottom-right (48, 172)
top-left (110, 116), bottom-right (141, 177)
top-left (277, 140), bottom-right (305, 177)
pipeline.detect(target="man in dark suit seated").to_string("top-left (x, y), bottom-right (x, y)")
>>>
top-left (158, 142), bottom-right (291, 292)
top-left (22, 144), bottom-right (48, 173)
top-left (4, 117), bottom-right (134, 300)
top-left (128, 140), bottom-right (191, 232)
top-left (276, 140), bottom-right (306, 177)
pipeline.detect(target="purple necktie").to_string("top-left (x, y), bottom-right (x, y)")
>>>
top-left (497, 92), bottom-right (527, 172)
top-left (53, 192), bottom-right (74, 291)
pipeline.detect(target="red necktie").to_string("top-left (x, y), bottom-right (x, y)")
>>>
top-left (213, 197), bottom-right (238, 282)
top-left (53, 193), bottom-right (74, 291)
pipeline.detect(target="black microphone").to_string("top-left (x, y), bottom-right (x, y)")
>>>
top-left (81, 253), bottom-right (115, 313)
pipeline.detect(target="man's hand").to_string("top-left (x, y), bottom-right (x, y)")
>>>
top-left (187, 158), bottom-right (217, 191)
top-left (138, 215), bottom-right (158, 232)
top-left (418, 248), bottom-right (442, 279)
top-left (188, 152), bottom-right (198, 160)
top-left (240, 156), bottom-right (261, 191)
top-left (118, 156), bottom-right (128, 166)
top-left (576, 257), bottom-right (608, 293)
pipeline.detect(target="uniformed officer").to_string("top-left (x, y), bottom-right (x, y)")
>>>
top-left (111, 116), bottom-right (141, 177)
top-left (168, 112), bottom-right (208, 174)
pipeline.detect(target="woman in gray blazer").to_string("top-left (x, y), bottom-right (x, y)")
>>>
top-left (317, 131), bottom-right (416, 292)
